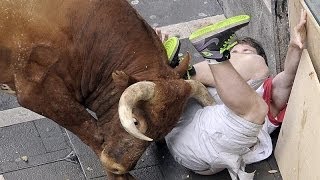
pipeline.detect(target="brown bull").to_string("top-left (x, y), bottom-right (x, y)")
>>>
top-left (0, 0), bottom-right (214, 179)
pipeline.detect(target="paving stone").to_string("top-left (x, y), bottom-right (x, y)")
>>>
top-left (0, 107), bottom-right (45, 128)
top-left (66, 130), bottom-right (106, 179)
top-left (156, 14), bottom-right (225, 41)
top-left (66, 129), bottom-right (164, 179)
top-left (91, 176), bottom-right (107, 180)
top-left (0, 121), bottom-right (74, 174)
top-left (131, 165), bottom-right (164, 180)
top-left (34, 119), bottom-right (72, 152)
top-left (156, 142), bottom-right (191, 179)
top-left (2, 149), bottom-right (73, 173)
top-left (130, 0), bottom-right (223, 27)
top-left (190, 170), bottom-right (232, 180)
top-left (90, 176), bottom-right (108, 180)
top-left (0, 93), bottom-right (19, 111)
top-left (2, 160), bottom-right (86, 180)
top-left (156, 143), bottom-right (232, 180)
top-left (246, 159), bottom-right (276, 180)
top-left (135, 142), bottom-right (163, 169)
top-left (0, 122), bottom-right (46, 173)
top-left (268, 130), bottom-right (283, 180)
top-left (267, 154), bottom-right (282, 180)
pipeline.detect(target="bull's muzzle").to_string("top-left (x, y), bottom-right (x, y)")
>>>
top-left (100, 149), bottom-right (127, 174)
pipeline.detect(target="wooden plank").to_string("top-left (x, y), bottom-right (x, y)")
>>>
top-left (288, 0), bottom-right (320, 77)
top-left (274, 50), bottom-right (320, 180)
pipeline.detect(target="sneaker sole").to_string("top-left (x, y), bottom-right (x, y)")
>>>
top-left (189, 15), bottom-right (250, 43)
top-left (163, 37), bottom-right (180, 62)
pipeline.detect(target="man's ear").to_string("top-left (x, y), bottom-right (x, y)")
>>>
top-left (112, 70), bottom-right (138, 90)
top-left (24, 45), bottom-right (59, 83)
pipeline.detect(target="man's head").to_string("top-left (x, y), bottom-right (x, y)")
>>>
top-left (231, 37), bottom-right (268, 66)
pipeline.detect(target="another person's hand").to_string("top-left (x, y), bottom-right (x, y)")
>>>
top-left (154, 28), bottom-right (169, 43)
top-left (290, 9), bottom-right (307, 49)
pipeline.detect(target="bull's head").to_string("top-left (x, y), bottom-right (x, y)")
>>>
top-left (119, 80), bottom-right (214, 141)
top-left (98, 55), bottom-right (214, 175)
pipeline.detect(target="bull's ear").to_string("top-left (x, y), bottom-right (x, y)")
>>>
top-left (112, 70), bottom-right (138, 90)
top-left (24, 45), bottom-right (59, 83)
top-left (174, 52), bottom-right (190, 78)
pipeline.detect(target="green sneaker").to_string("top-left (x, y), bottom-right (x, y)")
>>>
top-left (189, 15), bottom-right (250, 64)
top-left (184, 64), bottom-right (196, 80)
top-left (163, 36), bottom-right (181, 68)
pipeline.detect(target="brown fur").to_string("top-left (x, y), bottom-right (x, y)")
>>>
top-left (0, 0), bottom-right (192, 179)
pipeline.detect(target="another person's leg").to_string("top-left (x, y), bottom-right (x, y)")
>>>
top-left (190, 15), bottom-right (267, 124)
top-left (162, 36), bottom-right (196, 79)
top-left (163, 36), bottom-right (181, 68)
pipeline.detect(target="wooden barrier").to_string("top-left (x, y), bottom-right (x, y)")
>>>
top-left (274, 0), bottom-right (320, 179)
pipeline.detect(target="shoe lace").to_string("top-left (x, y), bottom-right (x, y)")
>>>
top-left (220, 34), bottom-right (237, 53)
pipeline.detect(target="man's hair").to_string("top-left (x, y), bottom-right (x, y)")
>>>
top-left (235, 37), bottom-right (268, 66)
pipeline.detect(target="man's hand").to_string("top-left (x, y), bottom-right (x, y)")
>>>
top-left (290, 9), bottom-right (307, 49)
top-left (154, 28), bottom-right (169, 43)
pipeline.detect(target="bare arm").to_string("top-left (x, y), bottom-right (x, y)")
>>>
top-left (271, 9), bottom-right (307, 115)
top-left (191, 61), bottom-right (216, 87)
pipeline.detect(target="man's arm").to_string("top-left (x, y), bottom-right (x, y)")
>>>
top-left (270, 9), bottom-right (307, 115)
top-left (192, 61), bottom-right (216, 87)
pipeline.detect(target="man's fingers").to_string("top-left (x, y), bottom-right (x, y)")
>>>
top-left (297, 39), bottom-right (303, 49)
top-left (154, 28), bottom-right (170, 42)
top-left (300, 9), bottom-right (307, 23)
top-left (296, 9), bottom-right (307, 31)
top-left (156, 29), bottom-right (162, 39)
top-left (164, 34), bottom-right (169, 41)
top-left (298, 20), bottom-right (307, 30)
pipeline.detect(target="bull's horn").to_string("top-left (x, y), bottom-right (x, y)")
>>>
top-left (118, 81), bottom-right (155, 141)
top-left (174, 52), bottom-right (190, 78)
top-left (185, 80), bottom-right (215, 106)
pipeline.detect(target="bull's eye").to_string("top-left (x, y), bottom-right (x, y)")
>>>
top-left (132, 117), bottom-right (147, 133)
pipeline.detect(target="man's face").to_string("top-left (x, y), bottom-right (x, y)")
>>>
top-left (230, 44), bottom-right (258, 55)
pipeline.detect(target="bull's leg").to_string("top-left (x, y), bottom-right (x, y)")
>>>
top-left (14, 74), bottom-right (103, 154)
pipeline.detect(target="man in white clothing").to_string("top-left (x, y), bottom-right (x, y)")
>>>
top-left (162, 9), bottom-right (307, 180)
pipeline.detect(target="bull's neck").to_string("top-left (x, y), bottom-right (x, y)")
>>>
top-left (82, 55), bottom-right (175, 121)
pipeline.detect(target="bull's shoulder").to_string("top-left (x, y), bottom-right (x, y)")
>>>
top-left (23, 45), bottom-right (61, 83)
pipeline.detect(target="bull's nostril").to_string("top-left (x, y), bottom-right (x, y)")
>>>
top-left (100, 150), bottom-right (127, 174)
top-left (112, 168), bottom-right (120, 174)
top-left (110, 167), bottom-right (127, 175)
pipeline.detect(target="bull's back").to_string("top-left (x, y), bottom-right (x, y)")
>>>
top-left (0, 0), bottom-right (93, 46)
top-left (0, 0), bottom-right (164, 67)
top-left (0, 0), bottom-right (170, 98)
top-left (0, 0), bottom-right (108, 96)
